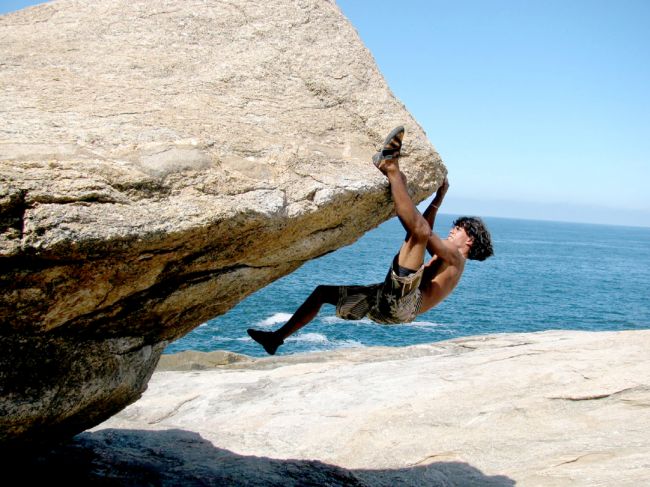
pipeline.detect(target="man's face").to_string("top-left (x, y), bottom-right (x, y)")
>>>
top-left (447, 225), bottom-right (472, 247)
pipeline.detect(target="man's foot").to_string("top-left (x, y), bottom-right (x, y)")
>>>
top-left (247, 328), bottom-right (284, 355)
top-left (372, 125), bottom-right (405, 173)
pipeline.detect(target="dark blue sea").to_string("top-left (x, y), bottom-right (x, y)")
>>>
top-left (164, 214), bottom-right (650, 357)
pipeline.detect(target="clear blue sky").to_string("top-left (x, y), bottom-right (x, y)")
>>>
top-left (3, 0), bottom-right (649, 226)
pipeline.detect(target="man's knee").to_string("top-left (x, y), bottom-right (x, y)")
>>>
top-left (411, 219), bottom-right (431, 242)
top-left (314, 285), bottom-right (338, 305)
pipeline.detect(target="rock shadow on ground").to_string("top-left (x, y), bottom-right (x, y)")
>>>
top-left (5, 428), bottom-right (515, 486)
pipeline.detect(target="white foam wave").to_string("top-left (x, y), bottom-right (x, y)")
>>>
top-left (322, 315), bottom-right (444, 329)
top-left (287, 332), bottom-right (329, 344)
top-left (408, 321), bottom-right (448, 328)
top-left (256, 312), bottom-right (292, 328)
top-left (321, 316), bottom-right (373, 325)
top-left (321, 316), bottom-right (343, 324)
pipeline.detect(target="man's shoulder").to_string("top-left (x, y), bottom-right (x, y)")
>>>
top-left (440, 240), bottom-right (465, 266)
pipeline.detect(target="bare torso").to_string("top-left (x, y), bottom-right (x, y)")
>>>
top-left (418, 242), bottom-right (466, 314)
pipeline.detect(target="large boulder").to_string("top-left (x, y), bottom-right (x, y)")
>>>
top-left (0, 0), bottom-right (444, 447)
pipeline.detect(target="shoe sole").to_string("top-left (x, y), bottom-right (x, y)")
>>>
top-left (373, 125), bottom-right (405, 168)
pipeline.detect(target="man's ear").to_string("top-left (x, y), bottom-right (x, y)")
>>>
top-left (466, 237), bottom-right (474, 248)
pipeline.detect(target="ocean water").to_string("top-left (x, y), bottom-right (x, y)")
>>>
top-left (164, 215), bottom-right (650, 357)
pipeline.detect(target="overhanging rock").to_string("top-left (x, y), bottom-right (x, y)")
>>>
top-left (0, 0), bottom-right (445, 447)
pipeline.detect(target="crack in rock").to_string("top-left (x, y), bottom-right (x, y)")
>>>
top-left (148, 394), bottom-right (200, 424)
top-left (547, 386), bottom-right (642, 401)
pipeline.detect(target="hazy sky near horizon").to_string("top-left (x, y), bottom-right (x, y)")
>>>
top-left (2, 0), bottom-right (649, 226)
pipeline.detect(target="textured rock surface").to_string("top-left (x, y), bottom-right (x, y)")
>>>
top-left (0, 0), bottom-right (444, 446)
top-left (11, 330), bottom-right (650, 486)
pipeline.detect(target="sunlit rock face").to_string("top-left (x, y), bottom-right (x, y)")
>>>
top-left (0, 0), bottom-right (444, 446)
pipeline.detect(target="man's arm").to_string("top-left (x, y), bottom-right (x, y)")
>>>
top-left (406, 178), bottom-right (450, 257)
top-left (402, 177), bottom-right (449, 246)
top-left (426, 229), bottom-right (462, 265)
top-left (424, 178), bottom-right (463, 265)
top-left (423, 178), bottom-right (449, 256)
top-left (423, 177), bottom-right (449, 231)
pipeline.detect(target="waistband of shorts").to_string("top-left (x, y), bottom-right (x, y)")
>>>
top-left (389, 264), bottom-right (424, 296)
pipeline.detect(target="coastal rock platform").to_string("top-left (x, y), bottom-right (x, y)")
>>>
top-left (18, 330), bottom-right (650, 486)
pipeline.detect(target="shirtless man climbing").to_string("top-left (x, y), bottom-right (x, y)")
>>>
top-left (248, 126), bottom-right (494, 355)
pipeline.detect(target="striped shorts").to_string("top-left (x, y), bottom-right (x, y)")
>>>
top-left (335, 258), bottom-right (424, 325)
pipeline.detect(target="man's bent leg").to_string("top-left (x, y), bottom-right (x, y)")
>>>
top-left (275, 285), bottom-right (338, 339)
top-left (247, 285), bottom-right (338, 355)
top-left (383, 162), bottom-right (430, 270)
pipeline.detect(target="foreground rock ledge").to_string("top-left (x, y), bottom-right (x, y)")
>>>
top-left (16, 330), bottom-right (650, 486)
top-left (0, 0), bottom-right (443, 446)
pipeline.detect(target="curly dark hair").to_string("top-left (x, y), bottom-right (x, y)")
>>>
top-left (453, 216), bottom-right (494, 261)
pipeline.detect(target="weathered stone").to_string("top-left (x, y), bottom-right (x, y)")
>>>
top-left (9, 330), bottom-right (649, 486)
top-left (0, 0), bottom-right (443, 446)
